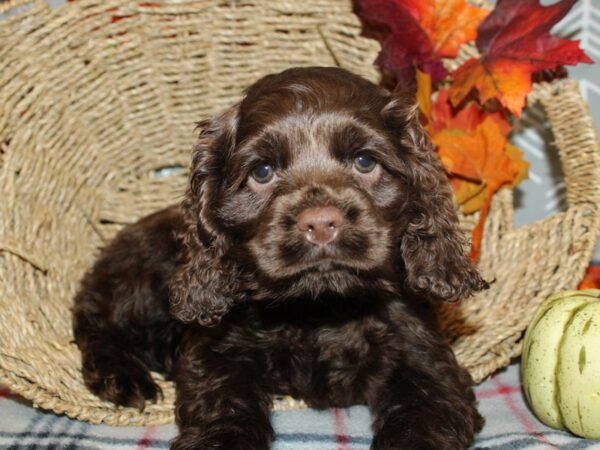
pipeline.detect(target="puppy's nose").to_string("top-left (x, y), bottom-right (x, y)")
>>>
top-left (297, 206), bottom-right (344, 246)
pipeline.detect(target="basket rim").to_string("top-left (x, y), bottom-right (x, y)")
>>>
top-left (1, 0), bottom-right (599, 426)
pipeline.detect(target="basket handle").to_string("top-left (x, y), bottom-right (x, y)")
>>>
top-left (494, 79), bottom-right (600, 269)
top-left (499, 79), bottom-right (600, 280)
top-left (528, 79), bottom-right (600, 212)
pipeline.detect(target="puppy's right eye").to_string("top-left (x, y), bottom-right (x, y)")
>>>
top-left (251, 163), bottom-right (275, 184)
top-left (353, 154), bottom-right (377, 174)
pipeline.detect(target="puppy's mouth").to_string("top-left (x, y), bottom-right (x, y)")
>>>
top-left (291, 257), bottom-right (358, 274)
top-left (245, 226), bottom-right (395, 300)
top-left (274, 240), bottom-right (390, 279)
top-left (248, 257), bottom-right (395, 301)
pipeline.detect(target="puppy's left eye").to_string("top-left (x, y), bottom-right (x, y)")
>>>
top-left (251, 163), bottom-right (275, 184)
top-left (353, 154), bottom-right (377, 173)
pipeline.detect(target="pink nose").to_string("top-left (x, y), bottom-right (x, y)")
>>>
top-left (297, 207), bottom-right (344, 246)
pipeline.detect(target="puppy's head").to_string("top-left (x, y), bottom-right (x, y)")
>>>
top-left (170, 67), bottom-right (488, 325)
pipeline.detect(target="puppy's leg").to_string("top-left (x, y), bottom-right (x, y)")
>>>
top-left (74, 313), bottom-right (163, 410)
top-left (172, 335), bottom-right (274, 450)
top-left (73, 207), bottom-right (184, 410)
top-left (368, 333), bottom-right (483, 450)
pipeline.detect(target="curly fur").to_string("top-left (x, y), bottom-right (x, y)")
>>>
top-left (73, 66), bottom-right (489, 450)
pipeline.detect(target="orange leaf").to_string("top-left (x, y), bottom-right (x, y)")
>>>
top-left (450, 58), bottom-right (533, 116)
top-left (448, 0), bottom-right (592, 116)
top-left (415, 0), bottom-right (489, 59)
top-left (432, 116), bottom-right (528, 261)
top-left (416, 69), bottom-right (432, 122)
top-left (433, 116), bottom-right (522, 189)
top-left (579, 266), bottom-right (600, 290)
top-left (431, 89), bottom-right (485, 133)
top-left (468, 191), bottom-right (492, 262)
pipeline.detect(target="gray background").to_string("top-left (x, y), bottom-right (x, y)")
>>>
top-left (5, 0), bottom-right (600, 260)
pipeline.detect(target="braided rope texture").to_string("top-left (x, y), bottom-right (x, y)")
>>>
top-left (1, 0), bottom-right (599, 426)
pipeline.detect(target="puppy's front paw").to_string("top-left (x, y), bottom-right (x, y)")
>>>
top-left (371, 410), bottom-right (478, 450)
top-left (171, 428), bottom-right (270, 450)
top-left (372, 428), bottom-right (431, 450)
top-left (372, 429), bottom-right (435, 450)
top-left (82, 355), bottom-right (160, 410)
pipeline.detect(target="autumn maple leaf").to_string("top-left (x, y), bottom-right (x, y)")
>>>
top-left (417, 71), bottom-right (529, 260)
top-left (432, 115), bottom-right (528, 261)
top-left (449, 0), bottom-right (592, 116)
top-left (430, 89), bottom-right (485, 134)
top-left (357, 0), bottom-right (488, 86)
top-left (428, 89), bottom-right (493, 214)
top-left (579, 266), bottom-right (600, 290)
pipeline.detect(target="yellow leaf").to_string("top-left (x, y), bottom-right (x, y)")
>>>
top-left (454, 180), bottom-right (488, 214)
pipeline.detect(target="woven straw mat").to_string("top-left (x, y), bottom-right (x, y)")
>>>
top-left (1, 0), bottom-right (599, 426)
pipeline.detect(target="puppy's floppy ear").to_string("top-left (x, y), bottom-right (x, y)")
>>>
top-left (169, 104), bottom-right (243, 326)
top-left (383, 91), bottom-right (489, 302)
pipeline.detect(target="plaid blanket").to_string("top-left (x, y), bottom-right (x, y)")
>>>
top-left (1, 362), bottom-right (598, 449)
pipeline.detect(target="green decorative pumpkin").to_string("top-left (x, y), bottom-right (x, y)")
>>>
top-left (522, 289), bottom-right (600, 439)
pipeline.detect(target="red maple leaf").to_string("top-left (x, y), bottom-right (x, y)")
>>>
top-left (449, 0), bottom-right (592, 116)
top-left (356, 0), bottom-right (487, 87)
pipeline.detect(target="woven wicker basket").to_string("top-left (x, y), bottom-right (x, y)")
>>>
top-left (1, 0), bottom-right (599, 426)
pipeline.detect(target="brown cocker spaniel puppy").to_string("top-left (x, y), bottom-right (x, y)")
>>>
top-left (73, 66), bottom-right (489, 450)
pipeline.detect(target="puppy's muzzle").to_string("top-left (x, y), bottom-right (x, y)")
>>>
top-left (296, 206), bottom-right (344, 246)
